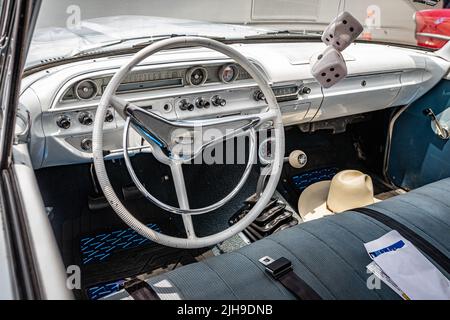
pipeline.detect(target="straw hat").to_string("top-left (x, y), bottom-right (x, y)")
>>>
top-left (298, 170), bottom-right (379, 222)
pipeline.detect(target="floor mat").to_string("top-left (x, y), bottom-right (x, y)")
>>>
top-left (80, 228), bottom-right (208, 299)
top-left (87, 279), bottom-right (125, 300)
top-left (80, 223), bottom-right (162, 265)
top-left (85, 247), bottom-right (218, 300)
top-left (279, 125), bottom-right (393, 210)
top-left (291, 167), bottom-right (339, 192)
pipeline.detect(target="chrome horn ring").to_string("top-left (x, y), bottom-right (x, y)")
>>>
top-left (122, 116), bottom-right (258, 215)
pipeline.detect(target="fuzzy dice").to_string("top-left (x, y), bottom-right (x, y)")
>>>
top-left (311, 47), bottom-right (348, 89)
top-left (322, 11), bottom-right (363, 51)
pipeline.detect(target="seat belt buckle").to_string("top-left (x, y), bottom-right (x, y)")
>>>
top-left (260, 256), bottom-right (293, 280)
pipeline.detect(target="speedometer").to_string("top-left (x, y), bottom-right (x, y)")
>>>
top-left (186, 67), bottom-right (208, 86)
top-left (219, 64), bottom-right (239, 83)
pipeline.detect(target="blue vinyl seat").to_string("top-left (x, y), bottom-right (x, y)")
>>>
top-left (107, 178), bottom-right (450, 300)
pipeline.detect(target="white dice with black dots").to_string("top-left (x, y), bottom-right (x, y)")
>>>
top-left (321, 11), bottom-right (364, 52)
top-left (311, 11), bottom-right (363, 88)
top-left (311, 47), bottom-right (348, 89)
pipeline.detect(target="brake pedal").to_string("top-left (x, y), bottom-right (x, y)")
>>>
top-left (88, 195), bottom-right (109, 211)
top-left (122, 185), bottom-right (144, 201)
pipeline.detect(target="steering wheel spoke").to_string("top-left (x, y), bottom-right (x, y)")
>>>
top-left (122, 100), bottom-right (277, 161)
top-left (110, 95), bottom-right (133, 118)
top-left (170, 162), bottom-right (197, 239)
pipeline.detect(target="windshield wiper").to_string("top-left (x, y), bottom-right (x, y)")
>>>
top-left (72, 34), bottom-right (185, 57)
top-left (131, 34), bottom-right (226, 49)
top-left (72, 34), bottom-right (181, 57)
top-left (244, 30), bottom-right (322, 40)
top-left (72, 34), bottom-right (226, 57)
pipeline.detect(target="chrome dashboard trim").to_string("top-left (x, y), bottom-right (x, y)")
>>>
top-left (51, 58), bottom-right (261, 110)
top-left (47, 81), bottom-right (262, 113)
top-left (416, 33), bottom-right (450, 41)
top-left (51, 69), bottom-right (414, 113)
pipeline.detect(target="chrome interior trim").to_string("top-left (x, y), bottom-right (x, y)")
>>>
top-left (382, 91), bottom-right (422, 189)
top-left (47, 81), bottom-right (260, 113)
top-left (123, 116), bottom-right (258, 215)
top-left (51, 58), bottom-right (246, 109)
top-left (416, 33), bottom-right (450, 41)
top-left (12, 144), bottom-right (73, 300)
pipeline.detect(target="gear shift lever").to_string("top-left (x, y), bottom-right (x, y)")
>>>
top-left (288, 150), bottom-right (308, 169)
top-left (250, 150), bottom-right (308, 203)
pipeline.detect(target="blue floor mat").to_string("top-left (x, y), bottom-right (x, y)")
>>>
top-left (87, 279), bottom-right (125, 300)
top-left (80, 223), bottom-right (161, 265)
top-left (292, 167), bottom-right (339, 192)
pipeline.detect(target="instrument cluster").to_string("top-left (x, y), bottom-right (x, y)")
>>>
top-left (60, 63), bottom-right (250, 102)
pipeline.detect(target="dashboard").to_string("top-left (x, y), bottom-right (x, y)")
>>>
top-left (19, 42), bottom-right (450, 169)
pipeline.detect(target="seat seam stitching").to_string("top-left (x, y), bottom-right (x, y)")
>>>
top-left (315, 218), bottom-right (396, 298)
top-left (298, 227), bottom-right (384, 299)
top-left (324, 218), bottom-right (383, 242)
top-left (414, 185), bottom-right (450, 206)
top-left (413, 186), bottom-right (450, 206)
top-left (412, 186), bottom-right (450, 209)
top-left (393, 196), bottom-right (450, 229)
top-left (201, 259), bottom-right (240, 299)
top-left (367, 206), bottom-right (449, 251)
top-left (350, 212), bottom-right (392, 231)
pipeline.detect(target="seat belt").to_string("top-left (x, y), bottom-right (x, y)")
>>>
top-left (259, 256), bottom-right (322, 300)
top-left (353, 207), bottom-right (450, 274)
top-left (123, 278), bottom-right (161, 300)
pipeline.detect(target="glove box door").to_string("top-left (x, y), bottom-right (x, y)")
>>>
top-left (313, 72), bottom-right (402, 122)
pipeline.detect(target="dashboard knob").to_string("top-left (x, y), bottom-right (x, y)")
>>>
top-left (195, 97), bottom-right (210, 109)
top-left (105, 110), bottom-right (114, 122)
top-left (179, 99), bottom-right (194, 111)
top-left (78, 112), bottom-right (93, 126)
top-left (253, 90), bottom-right (265, 101)
top-left (300, 86), bottom-right (311, 95)
top-left (211, 95), bottom-right (226, 107)
top-left (56, 115), bottom-right (71, 129)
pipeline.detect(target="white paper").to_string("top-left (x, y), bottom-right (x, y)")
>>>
top-left (364, 230), bottom-right (450, 300)
top-left (366, 261), bottom-right (410, 300)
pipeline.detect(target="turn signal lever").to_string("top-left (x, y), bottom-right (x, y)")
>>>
top-left (423, 108), bottom-right (450, 140)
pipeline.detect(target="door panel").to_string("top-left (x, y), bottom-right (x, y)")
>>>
top-left (387, 80), bottom-right (450, 189)
top-left (0, 0), bottom-right (51, 300)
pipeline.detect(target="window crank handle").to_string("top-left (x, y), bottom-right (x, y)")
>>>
top-left (423, 108), bottom-right (450, 140)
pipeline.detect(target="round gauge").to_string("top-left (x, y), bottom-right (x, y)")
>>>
top-left (219, 64), bottom-right (239, 83)
top-left (186, 67), bottom-right (208, 86)
top-left (75, 80), bottom-right (98, 100)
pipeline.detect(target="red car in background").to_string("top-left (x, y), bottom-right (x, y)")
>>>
top-left (415, 9), bottom-right (450, 49)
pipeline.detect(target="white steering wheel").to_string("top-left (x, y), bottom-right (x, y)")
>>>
top-left (92, 37), bottom-right (285, 249)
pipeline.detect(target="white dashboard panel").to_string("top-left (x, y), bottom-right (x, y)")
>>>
top-left (20, 41), bottom-right (450, 169)
top-left (316, 73), bottom-right (402, 121)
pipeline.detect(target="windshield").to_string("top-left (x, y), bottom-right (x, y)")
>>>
top-left (27, 0), bottom-right (444, 69)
